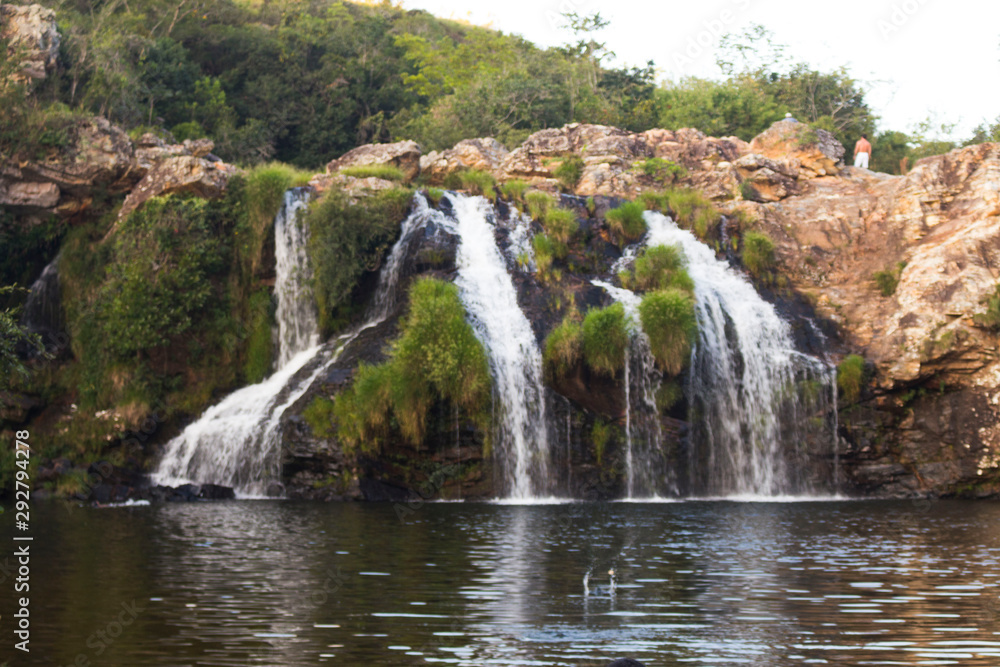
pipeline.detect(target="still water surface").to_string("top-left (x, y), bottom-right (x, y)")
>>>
top-left (3, 499), bottom-right (1000, 665)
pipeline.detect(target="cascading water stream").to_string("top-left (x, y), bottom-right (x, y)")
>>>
top-left (21, 256), bottom-right (62, 345)
top-left (642, 211), bottom-right (836, 497)
top-left (448, 193), bottom-right (551, 500)
top-left (153, 191), bottom-right (433, 496)
top-left (591, 280), bottom-right (666, 498)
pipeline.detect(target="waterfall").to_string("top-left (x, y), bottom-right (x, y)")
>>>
top-left (21, 257), bottom-right (62, 345)
top-left (642, 211), bottom-right (836, 497)
top-left (153, 191), bottom-right (430, 496)
top-left (591, 280), bottom-right (667, 498)
top-left (448, 193), bottom-right (551, 500)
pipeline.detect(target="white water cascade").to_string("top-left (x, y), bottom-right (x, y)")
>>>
top-left (642, 211), bottom-right (836, 497)
top-left (153, 191), bottom-right (435, 496)
top-left (448, 193), bottom-right (551, 500)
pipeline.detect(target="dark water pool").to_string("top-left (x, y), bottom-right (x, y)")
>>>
top-left (2, 499), bottom-right (1000, 665)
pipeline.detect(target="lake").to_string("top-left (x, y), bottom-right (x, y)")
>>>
top-left (3, 499), bottom-right (1000, 665)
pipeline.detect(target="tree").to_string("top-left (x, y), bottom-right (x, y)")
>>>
top-left (0, 287), bottom-right (45, 396)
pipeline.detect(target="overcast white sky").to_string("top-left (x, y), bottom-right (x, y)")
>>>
top-left (401, 0), bottom-right (1000, 139)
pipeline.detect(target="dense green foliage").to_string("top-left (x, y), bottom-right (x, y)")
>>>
top-left (640, 188), bottom-right (720, 240)
top-left (0, 287), bottom-right (46, 389)
top-left (837, 354), bottom-right (866, 404)
top-left (605, 201), bottom-right (647, 245)
top-left (543, 314), bottom-right (583, 379)
top-left (581, 303), bottom-right (629, 376)
top-left (635, 157), bottom-right (686, 184)
top-left (333, 277), bottom-right (490, 453)
top-left (306, 186), bottom-right (413, 334)
top-left (873, 261), bottom-right (906, 297)
top-left (741, 231), bottom-right (776, 279)
top-left (639, 289), bottom-right (697, 375)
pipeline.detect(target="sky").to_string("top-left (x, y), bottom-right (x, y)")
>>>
top-left (400, 0), bottom-right (1000, 140)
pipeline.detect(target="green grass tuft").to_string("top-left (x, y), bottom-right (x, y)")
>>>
top-left (741, 231), bottom-right (775, 279)
top-left (524, 190), bottom-right (557, 220)
top-left (638, 289), bottom-right (697, 375)
top-left (457, 169), bottom-right (496, 199)
top-left (837, 354), bottom-right (866, 404)
top-left (340, 164), bottom-right (407, 181)
top-left (553, 155), bottom-right (585, 191)
top-left (541, 207), bottom-right (578, 244)
top-left (582, 303), bottom-right (629, 376)
top-left (543, 314), bottom-right (583, 379)
top-left (499, 179), bottom-right (529, 202)
top-left (873, 261), bottom-right (906, 297)
top-left (605, 201), bottom-right (647, 245)
top-left (632, 244), bottom-right (694, 293)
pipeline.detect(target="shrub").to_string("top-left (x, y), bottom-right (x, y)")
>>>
top-left (582, 303), bottom-right (629, 376)
top-left (636, 157), bottom-right (686, 183)
top-left (499, 179), bottom-right (529, 202)
top-left (873, 261), bottom-right (906, 297)
top-left (837, 354), bottom-right (866, 403)
top-left (741, 231), bottom-right (775, 278)
top-left (632, 244), bottom-right (694, 293)
top-left (605, 201), bottom-right (647, 245)
top-left (525, 190), bottom-right (556, 220)
top-left (543, 315), bottom-right (582, 378)
top-left (531, 233), bottom-right (557, 279)
top-left (974, 284), bottom-right (1000, 331)
top-left (303, 395), bottom-right (336, 439)
top-left (334, 278), bottom-right (490, 453)
top-left (457, 169), bottom-right (496, 199)
top-left (307, 186), bottom-right (413, 334)
top-left (542, 207), bottom-right (578, 244)
top-left (639, 289), bottom-right (697, 375)
top-left (240, 162), bottom-right (313, 278)
top-left (553, 155), bottom-right (585, 190)
top-left (591, 419), bottom-right (610, 464)
top-left (739, 180), bottom-right (758, 201)
top-left (340, 164), bottom-right (406, 181)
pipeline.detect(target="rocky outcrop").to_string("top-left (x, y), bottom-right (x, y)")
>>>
top-left (1, 3), bottom-right (59, 82)
top-left (749, 117), bottom-right (845, 178)
top-left (419, 137), bottom-right (509, 184)
top-left (326, 140), bottom-right (422, 182)
top-left (119, 155), bottom-right (239, 219)
top-left (739, 142), bottom-right (1000, 497)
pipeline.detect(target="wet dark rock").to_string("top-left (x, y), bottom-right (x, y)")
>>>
top-left (199, 483), bottom-right (236, 500)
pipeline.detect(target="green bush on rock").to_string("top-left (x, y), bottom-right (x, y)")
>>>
top-left (837, 354), bottom-right (866, 404)
top-left (582, 303), bottom-right (629, 376)
top-left (741, 231), bottom-right (776, 279)
top-left (307, 186), bottom-right (414, 334)
top-left (553, 155), bottom-right (585, 190)
top-left (638, 289), bottom-right (697, 375)
top-left (333, 278), bottom-right (490, 454)
top-left (632, 244), bottom-right (694, 293)
top-left (543, 314), bottom-right (583, 379)
top-left (605, 201), bottom-right (647, 245)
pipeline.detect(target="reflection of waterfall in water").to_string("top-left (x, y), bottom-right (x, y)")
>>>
top-left (154, 191), bottom-right (433, 496)
top-left (448, 193), bottom-right (552, 500)
top-left (591, 280), bottom-right (667, 499)
top-left (643, 211), bottom-right (837, 497)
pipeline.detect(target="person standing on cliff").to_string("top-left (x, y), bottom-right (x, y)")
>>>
top-left (853, 134), bottom-right (872, 168)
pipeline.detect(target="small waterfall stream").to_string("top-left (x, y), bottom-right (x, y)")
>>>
top-left (21, 256), bottom-right (62, 344)
top-left (153, 190), bottom-right (431, 496)
top-left (449, 193), bottom-right (551, 500)
top-left (642, 211), bottom-right (836, 497)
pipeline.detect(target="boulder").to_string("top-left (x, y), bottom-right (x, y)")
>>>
top-left (0, 3), bottom-right (59, 81)
top-left (0, 180), bottom-right (59, 208)
top-left (119, 155), bottom-right (239, 219)
top-left (750, 118), bottom-right (845, 178)
top-left (501, 124), bottom-right (648, 182)
top-left (734, 153), bottom-right (801, 202)
top-left (326, 140), bottom-right (422, 182)
top-left (419, 137), bottom-right (508, 184)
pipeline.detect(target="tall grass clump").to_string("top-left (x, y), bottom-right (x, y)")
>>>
top-left (542, 207), bottom-right (578, 244)
top-left (543, 314), bottom-right (583, 379)
top-left (582, 303), bottom-right (629, 376)
top-left (499, 179), bottom-right (529, 202)
top-left (741, 231), bottom-right (775, 279)
top-left (553, 155), bottom-right (585, 191)
top-left (531, 233), bottom-right (562, 281)
top-left (457, 169), bottom-right (496, 199)
top-left (525, 190), bottom-right (556, 220)
top-left (333, 278), bottom-right (490, 453)
top-left (632, 244), bottom-right (694, 293)
top-left (635, 157), bottom-right (686, 183)
top-left (239, 162), bottom-right (312, 278)
top-left (836, 354), bottom-right (866, 404)
top-left (605, 201), bottom-right (647, 245)
top-left (340, 164), bottom-right (406, 181)
top-left (307, 186), bottom-right (414, 334)
top-left (638, 289), bottom-right (697, 375)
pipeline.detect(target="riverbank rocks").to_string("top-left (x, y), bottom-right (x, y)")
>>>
top-left (1, 4), bottom-right (59, 82)
top-left (326, 140), bottom-right (422, 182)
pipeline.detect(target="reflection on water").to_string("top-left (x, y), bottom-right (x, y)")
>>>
top-left (3, 500), bottom-right (1000, 665)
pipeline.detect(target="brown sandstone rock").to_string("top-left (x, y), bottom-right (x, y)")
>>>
top-left (326, 140), bottom-right (422, 182)
top-left (750, 118), bottom-right (845, 178)
top-left (0, 3), bottom-right (59, 81)
top-left (119, 156), bottom-right (239, 220)
top-left (419, 138), bottom-right (508, 184)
